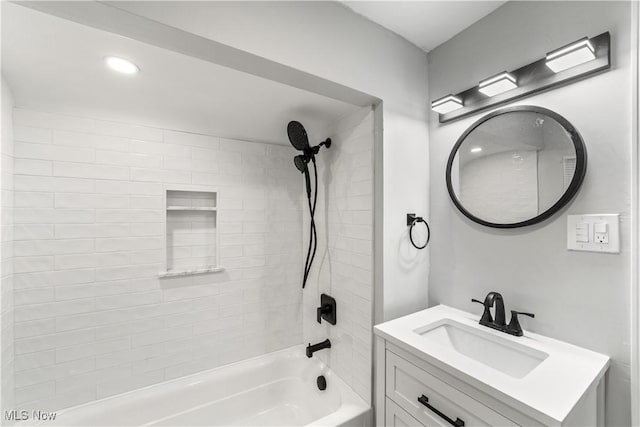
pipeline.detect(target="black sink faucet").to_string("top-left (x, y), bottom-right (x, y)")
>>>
top-left (472, 292), bottom-right (535, 337)
top-left (306, 339), bottom-right (331, 358)
top-left (472, 291), bottom-right (506, 331)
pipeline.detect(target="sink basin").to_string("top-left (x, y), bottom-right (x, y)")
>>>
top-left (415, 319), bottom-right (549, 378)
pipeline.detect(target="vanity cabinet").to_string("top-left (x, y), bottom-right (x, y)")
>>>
top-left (385, 350), bottom-right (516, 426)
top-left (374, 305), bottom-right (609, 427)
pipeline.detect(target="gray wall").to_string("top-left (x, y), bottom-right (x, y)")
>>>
top-left (427, 2), bottom-right (631, 425)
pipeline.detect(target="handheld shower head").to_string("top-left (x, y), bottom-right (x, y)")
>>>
top-left (293, 155), bottom-right (308, 173)
top-left (294, 155), bottom-right (312, 197)
top-left (287, 121), bottom-right (309, 151)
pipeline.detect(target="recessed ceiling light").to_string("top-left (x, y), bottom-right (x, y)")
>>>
top-left (478, 72), bottom-right (517, 97)
top-left (105, 56), bottom-right (139, 75)
top-left (432, 95), bottom-right (463, 114)
top-left (470, 147), bottom-right (483, 153)
top-left (545, 38), bottom-right (595, 73)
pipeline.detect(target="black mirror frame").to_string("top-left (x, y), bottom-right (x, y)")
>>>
top-left (445, 106), bottom-right (587, 229)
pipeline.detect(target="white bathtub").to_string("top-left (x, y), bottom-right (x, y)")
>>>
top-left (28, 345), bottom-right (370, 427)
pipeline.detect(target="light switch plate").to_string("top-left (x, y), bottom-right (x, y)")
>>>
top-left (567, 214), bottom-right (620, 253)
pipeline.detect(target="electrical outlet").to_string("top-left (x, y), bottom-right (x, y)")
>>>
top-left (567, 214), bottom-right (619, 253)
top-left (594, 222), bottom-right (608, 244)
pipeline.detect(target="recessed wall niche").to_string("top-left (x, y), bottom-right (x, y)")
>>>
top-left (160, 188), bottom-right (222, 277)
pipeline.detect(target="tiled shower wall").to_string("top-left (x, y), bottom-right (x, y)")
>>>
top-left (303, 107), bottom-right (374, 404)
top-left (10, 108), bottom-right (303, 411)
top-left (1, 79), bottom-right (16, 415)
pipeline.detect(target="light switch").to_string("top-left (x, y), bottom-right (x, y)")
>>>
top-left (575, 222), bottom-right (589, 242)
top-left (567, 214), bottom-right (620, 253)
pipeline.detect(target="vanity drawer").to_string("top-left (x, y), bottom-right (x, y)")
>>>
top-left (386, 398), bottom-right (425, 427)
top-left (386, 350), bottom-right (518, 427)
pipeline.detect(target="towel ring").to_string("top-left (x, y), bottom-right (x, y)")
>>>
top-left (407, 213), bottom-right (430, 250)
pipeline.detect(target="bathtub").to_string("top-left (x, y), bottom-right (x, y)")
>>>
top-left (28, 345), bottom-right (370, 427)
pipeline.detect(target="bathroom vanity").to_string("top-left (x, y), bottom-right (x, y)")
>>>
top-left (374, 305), bottom-right (609, 426)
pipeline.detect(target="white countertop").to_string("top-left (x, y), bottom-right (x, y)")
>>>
top-left (374, 305), bottom-right (610, 424)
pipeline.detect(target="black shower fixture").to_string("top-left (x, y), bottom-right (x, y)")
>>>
top-left (287, 120), bottom-right (331, 289)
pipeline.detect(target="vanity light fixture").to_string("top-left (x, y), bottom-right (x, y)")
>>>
top-left (545, 38), bottom-right (595, 73)
top-left (432, 32), bottom-right (609, 123)
top-left (478, 72), bottom-right (517, 97)
top-left (105, 56), bottom-right (139, 75)
top-left (431, 95), bottom-right (463, 114)
top-left (470, 147), bottom-right (482, 153)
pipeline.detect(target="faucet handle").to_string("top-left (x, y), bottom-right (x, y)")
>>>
top-left (471, 298), bottom-right (493, 324)
top-left (507, 310), bottom-right (535, 337)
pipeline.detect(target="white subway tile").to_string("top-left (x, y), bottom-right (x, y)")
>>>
top-left (14, 176), bottom-right (95, 193)
top-left (14, 269), bottom-right (94, 290)
top-left (95, 180), bottom-right (162, 195)
top-left (14, 126), bottom-right (52, 144)
top-left (56, 337), bottom-right (131, 363)
top-left (129, 196), bottom-right (162, 209)
top-left (164, 130), bottom-right (219, 148)
top-left (133, 325), bottom-right (191, 347)
top-left (55, 309), bottom-right (131, 332)
top-left (95, 291), bottom-right (162, 311)
top-left (14, 288), bottom-right (55, 306)
top-left (15, 381), bottom-right (55, 404)
top-left (14, 239), bottom-right (94, 256)
top-left (130, 140), bottom-right (190, 157)
top-left (95, 209), bottom-right (163, 223)
top-left (55, 193), bottom-right (129, 209)
top-left (15, 329), bottom-right (95, 355)
top-left (131, 168), bottom-right (190, 184)
top-left (14, 109), bottom-right (96, 133)
top-left (95, 120), bottom-right (162, 141)
top-left (94, 264), bottom-right (160, 282)
top-left (14, 192), bottom-right (54, 208)
top-left (53, 129), bottom-right (128, 151)
top-left (14, 159), bottom-right (53, 176)
top-left (96, 369), bottom-right (164, 399)
top-left (14, 350), bottom-right (56, 372)
top-left (14, 298), bottom-right (95, 322)
top-left (54, 161), bottom-right (129, 181)
top-left (95, 150), bottom-right (162, 169)
top-left (54, 253), bottom-right (97, 270)
top-left (14, 256), bottom-right (54, 273)
top-left (95, 237), bottom-right (162, 253)
top-left (15, 141), bottom-right (95, 163)
top-left (162, 156), bottom-right (192, 171)
top-left (220, 138), bottom-right (267, 154)
top-left (14, 208), bottom-right (95, 224)
top-left (14, 319), bottom-right (56, 339)
top-left (55, 223), bottom-right (130, 238)
top-left (130, 222), bottom-right (163, 236)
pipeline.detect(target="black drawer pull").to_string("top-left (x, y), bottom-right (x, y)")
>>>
top-left (417, 394), bottom-right (465, 427)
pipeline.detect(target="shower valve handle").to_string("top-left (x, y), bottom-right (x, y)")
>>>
top-left (316, 294), bottom-right (337, 325)
top-left (317, 304), bottom-right (331, 323)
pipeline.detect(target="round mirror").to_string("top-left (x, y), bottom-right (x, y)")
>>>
top-left (446, 106), bottom-right (587, 228)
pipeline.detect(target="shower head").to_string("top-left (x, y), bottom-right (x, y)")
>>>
top-left (294, 154), bottom-right (309, 173)
top-left (287, 121), bottom-right (309, 151)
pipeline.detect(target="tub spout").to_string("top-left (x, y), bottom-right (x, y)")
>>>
top-left (306, 339), bottom-right (331, 358)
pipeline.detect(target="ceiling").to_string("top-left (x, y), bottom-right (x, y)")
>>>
top-left (2, 3), bottom-right (360, 145)
top-left (342, 1), bottom-right (507, 52)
